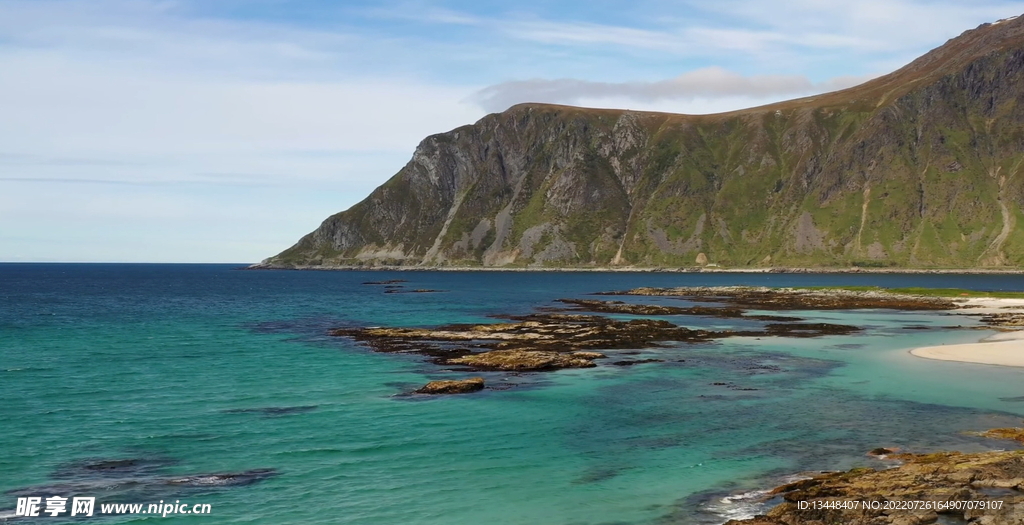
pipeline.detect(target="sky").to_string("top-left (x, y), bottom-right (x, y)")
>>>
top-left (3, 0), bottom-right (1024, 263)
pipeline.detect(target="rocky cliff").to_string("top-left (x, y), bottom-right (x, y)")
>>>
top-left (261, 15), bottom-right (1024, 269)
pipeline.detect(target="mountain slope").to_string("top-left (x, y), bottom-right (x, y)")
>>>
top-left (262, 16), bottom-right (1024, 269)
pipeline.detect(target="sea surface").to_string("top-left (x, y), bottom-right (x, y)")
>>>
top-left (2, 264), bottom-right (1024, 524)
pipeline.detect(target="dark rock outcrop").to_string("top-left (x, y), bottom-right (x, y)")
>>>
top-left (601, 286), bottom-right (956, 310)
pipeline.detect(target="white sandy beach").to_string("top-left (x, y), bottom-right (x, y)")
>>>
top-left (910, 298), bottom-right (1024, 367)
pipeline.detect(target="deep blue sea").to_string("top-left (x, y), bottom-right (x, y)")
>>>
top-left (2, 264), bottom-right (1024, 524)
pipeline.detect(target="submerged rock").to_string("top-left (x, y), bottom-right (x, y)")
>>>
top-left (8, 463), bottom-right (277, 499)
top-left (165, 469), bottom-right (277, 487)
top-left (761, 322), bottom-right (860, 337)
top-left (50, 458), bottom-right (178, 480)
top-left (612, 359), bottom-right (664, 366)
top-left (415, 377), bottom-right (485, 394)
top-left (223, 405), bottom-right (318, 417)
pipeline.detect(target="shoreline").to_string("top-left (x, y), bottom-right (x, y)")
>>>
top-left (910, 297), bottom-right (1024, 368)
top-left (246, 264), bottom-right (1024, 274)
top-left (910, 331), bottom-right (1024, 368)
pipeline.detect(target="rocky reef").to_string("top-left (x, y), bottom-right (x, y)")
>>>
top-left (556, 298), bottom-right (800, 322)
top-left (980, 313), bottom-right (1024, 328)
top-left (332, 313), bottom-right (719, 372)
top-left (331, 288), bottom-right (874, 378)
top-left (727, 449), bottom-right (1024, 525)
top-left (326, 285), bottom-right (1024, 397)
top-left (599, 286), bottom-right (956, 310)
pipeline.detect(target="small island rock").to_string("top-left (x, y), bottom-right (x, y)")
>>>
top-left (448, 349), bottom-right (602, 371)
top-left (415, 377), bottom-right (485, 395)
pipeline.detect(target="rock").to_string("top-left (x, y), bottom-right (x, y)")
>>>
top-left (556, 298), bottom-right (747, 318)
top-left (981, 314), bottom-right (1024, 328)
top-left (982, 427), bottom-right (1024, 444)
top-left (331, 292), bottom-right (866, 379)
top-left (331, 313), bottom-right (716, 367)
top-left (612, 359), bottom-right (663, 366)
top-left (696, 252), bottom-right (709, 265)
top-left (570, 351), bottom-right (606, 359)
top-left (728, 450), bottom-right (1024, 525)
top-left (600, 286), bottom-right (955, 310)
top-left (448, 350), bottom-right (601, 371)
top-left (762, 322), bottom-right (861, 337)
top-left (414, 377), bottom-right (485, 394)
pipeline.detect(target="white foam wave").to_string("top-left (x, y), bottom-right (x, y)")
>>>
top-left (702, 488), bottom-right (773, 522)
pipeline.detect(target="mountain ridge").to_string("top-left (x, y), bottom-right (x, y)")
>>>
top-left (260, 15), bottom-right (1024, 269)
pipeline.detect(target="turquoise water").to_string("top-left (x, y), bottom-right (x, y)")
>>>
top-left (2, 265), bottom-right (1024, 524)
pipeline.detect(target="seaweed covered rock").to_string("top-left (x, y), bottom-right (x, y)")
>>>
top-left (447, 350), bottom-right (602, 371)
top-left (982, 427), bottom-right (1024, 444)
top-left (602, 286), bottom-right (956, 310)
top-left (727, 450), bottom-right (1024, 525)
top-left (414, 377), bottom-right (485, 395)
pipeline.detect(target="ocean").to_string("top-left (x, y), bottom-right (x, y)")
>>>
top-left (2, 264), bottom-right (1023, 524)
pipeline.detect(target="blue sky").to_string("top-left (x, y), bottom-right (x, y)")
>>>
top-left (3, 0), bottom-right (1024, 262)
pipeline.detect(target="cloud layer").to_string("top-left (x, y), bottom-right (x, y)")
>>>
top-left (471, 68), bottom-right (875, 113)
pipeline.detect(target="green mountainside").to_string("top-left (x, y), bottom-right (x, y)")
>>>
top-left (261, 16), bottom-right (1024, 269)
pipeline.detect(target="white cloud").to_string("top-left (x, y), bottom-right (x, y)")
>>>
top-left (471, 67), bottom-right (875, 113)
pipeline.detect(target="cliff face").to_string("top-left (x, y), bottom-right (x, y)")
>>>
top-left (263, 16), bottom-right (1024, 269)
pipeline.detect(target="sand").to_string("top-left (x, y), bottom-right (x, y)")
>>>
top-left (910, 298), bottom-right (1024, 368)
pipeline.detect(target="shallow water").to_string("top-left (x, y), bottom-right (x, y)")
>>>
top-left (2, 264), bottom-right (1023, 524)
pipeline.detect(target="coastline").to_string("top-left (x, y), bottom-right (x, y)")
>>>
top-left (910, 331), bottom-right (1024, 368)
top-left (910, 297), bottom-right (1024, 368)
top-left (246, 263), bottom-right (1024, 274)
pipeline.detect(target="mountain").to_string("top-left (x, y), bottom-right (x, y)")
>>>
top-left (260, 15), bottom-right (1024, 269)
